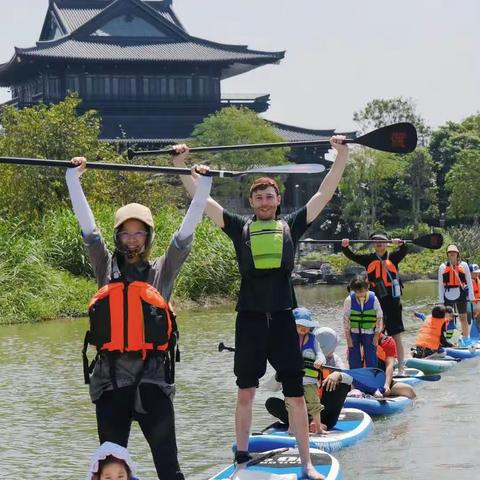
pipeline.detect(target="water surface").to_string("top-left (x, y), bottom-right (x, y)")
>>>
top-left (0, 281), bottom-right (478, 479)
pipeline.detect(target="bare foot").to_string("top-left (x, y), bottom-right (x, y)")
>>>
top-left (230, 461), bottom-right (247, 479)
top-left (303, 464), bottom-right (325, 480)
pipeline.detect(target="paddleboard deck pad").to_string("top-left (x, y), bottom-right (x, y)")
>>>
top-left (210, 448), bottom-right (342, 480)
top-left (244, 408), bottom-right (372, 453)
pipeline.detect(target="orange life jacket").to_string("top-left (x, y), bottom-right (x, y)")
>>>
top-left (472, 277), bottom-right (480, 302)
top-left (415, 315), bottom-right (447, 350)
top-left (87, 281), bottom-right (175, 358)
top-left (317, 367), bottom-right (334, 400)
top-left (442, 263), bottom-right (467, 289)
top-left (367, 257), bottom-right (399, 287)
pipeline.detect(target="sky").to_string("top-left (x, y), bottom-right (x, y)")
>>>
top-left (0, 0), bottom-right (478, 131)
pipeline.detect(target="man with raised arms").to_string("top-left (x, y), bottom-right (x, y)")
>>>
top-left (174, 137), bottom-right (348, 479)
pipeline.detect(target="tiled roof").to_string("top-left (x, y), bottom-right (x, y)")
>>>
top-left (57, 8), bottom-right (105, 32)
top-left (268, 121), bottom-right (336, 142)
top-left (56, 4), bottom-right (182, 33)
top-left (14, 38), bottom-right (283, 79)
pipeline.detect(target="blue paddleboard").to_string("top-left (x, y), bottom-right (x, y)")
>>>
top-left (444, 346), bottom-right (480, 359)
top-left (243, 408), bottom-right (372, 453)
top-left (210, 448), bottom-right (342, 480)
top-left (393, 367), bottom-right (424, 386)
top-left (344, 395), bottom-right (413, 416)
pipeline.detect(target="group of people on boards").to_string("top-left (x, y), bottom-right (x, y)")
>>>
top-left (412, 243), bottom-right (480, 358)
top-left (70, 135), bottom-right (348, 480)
top-left (65, 130), bottom-right (476, 480)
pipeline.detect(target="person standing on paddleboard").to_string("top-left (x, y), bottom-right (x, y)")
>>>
top-left (66, 147), bottom-right (211, 480)
top-left (173, 136), bottom-right (349, 480)
top-left (341, 233), bottom-right (408, 374)
top-left (438, 244), bottom-right (474, 340)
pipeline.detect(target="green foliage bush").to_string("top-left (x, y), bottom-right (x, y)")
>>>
top-left (0, 218), bottom-right (94, 325)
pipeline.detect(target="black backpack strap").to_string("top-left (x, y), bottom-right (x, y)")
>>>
top-left (82, 331), bottom-right (91, 384)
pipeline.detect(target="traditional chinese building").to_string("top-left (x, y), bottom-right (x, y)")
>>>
top-left (0, 0), bottom-right (353, 216)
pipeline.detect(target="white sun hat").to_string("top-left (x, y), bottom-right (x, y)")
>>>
top-left (86, 442), bottom-right (136, 480)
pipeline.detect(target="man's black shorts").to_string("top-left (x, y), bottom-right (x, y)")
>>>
top-left (234, 310), bottom-right (304, 397)
top-left (444, 298), bottom-right (468, 315)
top-left (380, 297), bottom-right (405, 335)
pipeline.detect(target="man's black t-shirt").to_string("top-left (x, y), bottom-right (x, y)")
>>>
top-left (222, 206), bottom-right (310, 312)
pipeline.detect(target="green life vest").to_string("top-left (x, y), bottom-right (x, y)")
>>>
top-left (240, 218), bottom-right (294, 276)
top-left (350, 291), bottom-right (377, 332)
top-left (249, 219), bottom-right (284, 269)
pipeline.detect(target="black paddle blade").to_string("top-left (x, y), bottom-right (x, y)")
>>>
top-left (412, 233), bottom-right (444, 250)
top-left (353, 122), bottom-right (417, 154)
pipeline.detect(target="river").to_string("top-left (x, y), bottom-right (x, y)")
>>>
top-left (0, 281), bottom-right (478, 479)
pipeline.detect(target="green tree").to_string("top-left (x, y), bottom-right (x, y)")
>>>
top-left (445, 149), bottom-right (480, 222)
top-left (353, 96), bottom-right (430, 144)
top-left (429, 114), bottom-right (480, 213)
top-left (0, 95), bottom-right (117, 219)
top-left (396, 148), bottom-right (438, 232)
top-left (0, 94), bottom-right (181, 219)
top-left (339, 149), bottom-right (400, 236)
top-left (189, 107), bottom-right (288, 200)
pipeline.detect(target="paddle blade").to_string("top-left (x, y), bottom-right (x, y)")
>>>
top-left (412, 233), bottom-right (444, 250)
top-left (354, 123), bottom-right (417, 154)
top-left (243, 163), bottom-right (325, 176)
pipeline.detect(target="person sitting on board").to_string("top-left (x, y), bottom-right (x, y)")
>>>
top-left (342, 233), bottom-right (408, 374)
top-left (265, 324), bottom-right (353, 431)
top-left (67, 149), bottom-right (212, 480)
top-left (412, 305), bottom-right (453, 358)
top-left (87, 442), bottom-right (138, 480)
top-left (374, 332), bottom-right (416, 399)
top-left (438, 244), bottom-right (474, 340)
top-left (414, 306), bottom-right (457, 344)
top-left (343, 275), bottom-right (383, 369)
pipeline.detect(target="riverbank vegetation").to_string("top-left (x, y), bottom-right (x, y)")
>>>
top-left (0, 95), bottom-right (478, 324)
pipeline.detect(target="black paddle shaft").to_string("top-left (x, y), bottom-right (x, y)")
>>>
top-left (299, 233), bottom-right (443, 250)
top-left (0, 157), bottom-right (327, 178)
top-left (127, 123), bottom-right (417, 159)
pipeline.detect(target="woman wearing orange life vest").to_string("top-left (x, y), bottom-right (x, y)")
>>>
top-left (437, 244), bottom-right (474, 338)
top-left (66, 147), bottom-right (212, 480)
top-left (413, 305), bottom-right (453, 358)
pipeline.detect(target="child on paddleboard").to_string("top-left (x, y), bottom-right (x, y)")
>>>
top-left (343, 275), bottom-right (383, 369)
top-left (87, 442), bottom-right (137, 480)
top-left (265, 321), bottom-right (352, 431)
top-left (290, 307), bottom-right (326, 434)
top-left (413, 305), bottom-right (453, 358)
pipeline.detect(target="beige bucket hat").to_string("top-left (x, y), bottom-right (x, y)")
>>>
top-left (446, 244), bottom-right (460, 254)
top-left (114, 203), bottom-right (154, 229)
